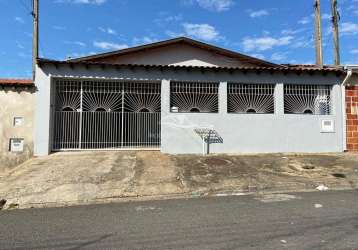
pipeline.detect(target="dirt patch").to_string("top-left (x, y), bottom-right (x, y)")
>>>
top-left (1, 152), bottom-right (358, 208)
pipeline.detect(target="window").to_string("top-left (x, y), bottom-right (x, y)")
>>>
top-left (227, 83), bottom-right (275, 114)
top-left (284, 85), bottom-right (331, 115)
top-left (170, 82), bottom-right (219, 113)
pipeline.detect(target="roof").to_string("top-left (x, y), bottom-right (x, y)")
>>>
top-left (37, 58), bottom-right (345, 75)
top-left (0, 79), bottom-right (33, 87)
top-left (68, 37), bottom-right (279, 68)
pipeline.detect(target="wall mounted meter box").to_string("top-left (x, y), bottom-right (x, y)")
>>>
top-left (321, 120), bottom-right (335, 133)
top-left (13, 117), bottom-right (24, 127)
top-left (10, 138), bottom-right (24, 152)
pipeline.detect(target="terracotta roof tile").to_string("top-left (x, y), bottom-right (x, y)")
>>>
top-left (38, 58), bottom-right (345, 74)
top-left (0, 79), bottom-right (33, 86)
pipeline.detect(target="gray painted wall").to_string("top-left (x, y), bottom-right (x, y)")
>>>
top-left (35, 63), bottom-right (345, 155)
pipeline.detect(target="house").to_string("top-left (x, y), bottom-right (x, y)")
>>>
top-left (33, 37), bottom-right (349, 155)
top-left (0, 79), bottom-right (34, 171)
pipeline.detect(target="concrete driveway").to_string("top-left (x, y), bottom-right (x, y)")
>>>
top-left (1, 151), bottom-right (358, 208)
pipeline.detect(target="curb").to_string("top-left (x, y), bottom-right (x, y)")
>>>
top-left (2, 186), bottom-right (357, 210)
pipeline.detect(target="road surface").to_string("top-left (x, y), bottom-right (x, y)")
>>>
top-left (0, 190), bottom-right (357, 249)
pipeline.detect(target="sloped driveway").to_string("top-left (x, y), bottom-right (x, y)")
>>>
top-left (1, 151), bottom-right (358, 208)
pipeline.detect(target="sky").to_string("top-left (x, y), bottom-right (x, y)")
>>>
top-left (0, 0), bottom-right (358, 78)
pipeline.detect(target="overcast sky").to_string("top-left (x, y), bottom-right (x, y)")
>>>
top-left (1, 0), bottom-right (358, 78)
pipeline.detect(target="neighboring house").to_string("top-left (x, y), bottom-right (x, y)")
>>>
top-left (33, 37), bottom-right (349, 155)
top-left (0, 79), bottom-right (34, 171)
top-left (345, 66), bottom-right (358, 152)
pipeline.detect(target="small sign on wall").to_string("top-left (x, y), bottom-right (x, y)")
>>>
top-left (9, 138), bottom-right (24, 152)
top-left (321, 120), bottom-right (335, 133)
top-left (13, 117), bottom-right (24, 127)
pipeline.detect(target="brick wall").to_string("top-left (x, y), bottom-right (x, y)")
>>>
top-left (346, 86), bottom-right (358, 151)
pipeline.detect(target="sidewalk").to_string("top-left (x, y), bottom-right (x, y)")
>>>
top-left (1, 151), bottom-right (358, 209)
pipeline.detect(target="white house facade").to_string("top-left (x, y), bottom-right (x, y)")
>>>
top-left (34, 37), bottom-right (347, 155)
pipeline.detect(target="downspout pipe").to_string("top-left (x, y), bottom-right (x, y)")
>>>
top-left (342, 69), bottom-right (353, 86)
top-left (341, 68), bottom-right (353, 152)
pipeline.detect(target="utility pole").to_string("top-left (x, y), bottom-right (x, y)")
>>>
top-left (32, 0), bottom-right (39, 80)
top-left (331, 0), bottom-right (340, 65)
top-left (314, 0), bottom-right (323, 67)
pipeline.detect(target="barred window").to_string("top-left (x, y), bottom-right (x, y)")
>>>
top-left (227, 83), bottom-right (275, 114)
top-left (170, 82), bottom-right (219, 113)
top-left (284, 85), bottom-right (332, 115)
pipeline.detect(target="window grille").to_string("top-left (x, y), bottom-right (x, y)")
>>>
top-left (123, 82), bottom-right (161, 113)
top-left (284, 85), bottom-right (331, 115)
top-left (170, 82), bottom-right (219, 113)
top-left (227, 83), bottom-right (275, 114)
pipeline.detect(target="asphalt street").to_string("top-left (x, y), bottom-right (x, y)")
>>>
top-left (0, 190), bottom-right (357, 250)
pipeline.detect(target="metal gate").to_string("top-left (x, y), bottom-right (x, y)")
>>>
top-left (52, 79), bottom-right (161, 150)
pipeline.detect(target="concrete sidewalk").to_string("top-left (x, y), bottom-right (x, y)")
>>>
top-left (1, 151), bottom-right (358, 209)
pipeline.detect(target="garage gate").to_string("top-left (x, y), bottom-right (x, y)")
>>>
top-left (52, 79), bottom-right (161, 150)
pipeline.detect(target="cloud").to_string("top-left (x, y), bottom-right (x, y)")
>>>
top-left (132, 36), bottom-right (158, 45)
top-left (93, 41), bottom-right (128, 50)
top-left (166, 30), bottom-right (185, 38)
top-left (16, 41), bottom-right (25, 49)
top-left (341, 22), bottom-right (358, 35)
top-left (18, 52), bottom-right (31, 58)
top-left (183, 23), bottom-right (220, 41)
top-left (298, 13), bottom-right (329, 25)
top-left (270, 52), bottom-right (288, 62)
top-left (99, 27), bottom-right (117, 35)
top-left (154, 13), bottom-right (183, 25)
top-left (298, 16), bottom-right (311, 25)
top-left (321, 13), bottom-right (331, 20)
top-left (242, 36), bottom-right (293, 52)
top-left (248, 9), bottom-right (269, 18)
top-left (350, 49), bottom-right (358, 54)
top-left (184, 0), bottom-right (234, 12)
top-left (291, 37), bottom-right (314, 49)
top-left (249, 53), bottom-right (265, 60)
top-left (15, 17), bottom-right (24, 23)
top-left (64, 41), bottom-right (87, 47)
top-left (53, 25), bottom-right (67, 30)
top-left (55, 0), bottom-right (107, 4)
top-left (281, 28), bottom-right (306, 35)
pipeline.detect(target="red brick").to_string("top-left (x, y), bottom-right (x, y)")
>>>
top-left (348, 138), bottom-right (358, 144)
top-left (347, 114), bottom-right (358, 120)
top-left (347, 125), bottom-right (357, 132)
